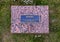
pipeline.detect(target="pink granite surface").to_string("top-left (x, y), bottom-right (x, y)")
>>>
top-left (11, 6), bottom-right (49, 33)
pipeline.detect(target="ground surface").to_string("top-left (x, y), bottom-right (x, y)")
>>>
top-left (0, 0), bottom-right (60, 42)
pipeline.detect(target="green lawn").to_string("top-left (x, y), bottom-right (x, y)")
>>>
top-left (0, 0), bottom-right (60, 42)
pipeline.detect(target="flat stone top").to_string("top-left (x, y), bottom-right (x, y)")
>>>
top-left (11, 6), bottom-right (49, 33)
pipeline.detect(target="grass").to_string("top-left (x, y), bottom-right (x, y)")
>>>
top-left (0, 0), bottom-right (60, 42)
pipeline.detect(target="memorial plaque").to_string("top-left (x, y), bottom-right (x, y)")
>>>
top-left (11, 6), bottom-right (49, 33)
